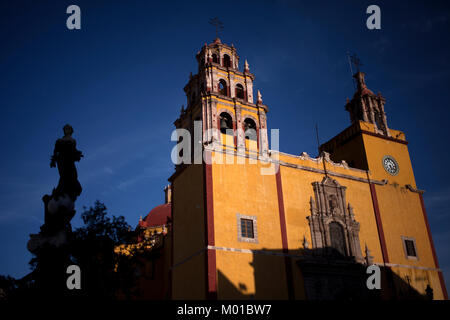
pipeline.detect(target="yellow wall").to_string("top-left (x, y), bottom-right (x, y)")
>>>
top-left (211, 157), bottom-right (289, 299)
top-left (171, 164), bottom-right (206, 299)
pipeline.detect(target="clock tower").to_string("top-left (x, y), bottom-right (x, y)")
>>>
top-left (320, 71), bottom-right (447, 299)
top-left (320, 70), bottom-right (416, 187)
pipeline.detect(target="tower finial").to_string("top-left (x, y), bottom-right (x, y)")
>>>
top-left (244, 59), bottom-right (250, 72)
top-left (257, 90), bottom-right (263, 104)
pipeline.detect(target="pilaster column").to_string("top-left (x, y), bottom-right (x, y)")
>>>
top-left (235, 103), bottom-right (245, 154)
top-left (229, 74), bottom-right (235, 98)
top-left (379, 100), bottom-right (391, 137)
top-left (361, 99), bottom-right (369, 122)
top-left (258, 111), bottom-right (269, 156)
top-left (367, 97), bottom-right (377, 130)
top-left (245, 75), bottom-right (254, 103)
top-left (210, 99), bottom-right (219, 142)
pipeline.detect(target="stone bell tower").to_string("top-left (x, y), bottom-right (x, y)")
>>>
top-left (174, 38), bottom-right (269, 161)
top-left (345, 71), bottom-right (390, 137)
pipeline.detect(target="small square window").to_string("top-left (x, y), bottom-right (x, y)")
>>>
top-left (241, 219), bottom-right (254, 238)
top-left (237, 214), bottom-right (258, 244)
top-left (402, 236), bottom-right (418, 260)
top-left (405, 240), bottom-right (416, 257)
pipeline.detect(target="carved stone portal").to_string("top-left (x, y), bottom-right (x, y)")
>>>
top-left (307, 177), bottom-right (363, 263)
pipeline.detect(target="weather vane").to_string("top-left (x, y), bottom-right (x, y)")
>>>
top-left (349, 53), bottom-right (363, 72)
top-left (209, 17), bottom-right (224, 39)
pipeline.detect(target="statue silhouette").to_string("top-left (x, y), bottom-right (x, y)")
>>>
top-left (50, 124), bottom-right (83, 201)
top-left (28, 124), bottom-right (84, 251)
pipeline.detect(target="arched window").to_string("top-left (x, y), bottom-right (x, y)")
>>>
top-left (223, 54), bottom-right (231, 68)
top-left (244, 118), bottom-right (257, 141)
top-left (329, 222), bottom-right (346, 256)
top-left (212, 54), bottom-right (219, 64)
top-left (235, 84), bottom-right (245, 99)
top-left (219, 112), bottom-right (233, 135)
top-left (218, 79), bottom-right (228, 96)
top-left (374, 109), bottom-right (384, 130)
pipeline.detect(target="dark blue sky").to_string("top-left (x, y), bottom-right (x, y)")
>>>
top-left (1, 0), bottom-right (450, 290)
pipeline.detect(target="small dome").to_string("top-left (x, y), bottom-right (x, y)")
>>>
top-left (139, 203), bottom-right (171, 228)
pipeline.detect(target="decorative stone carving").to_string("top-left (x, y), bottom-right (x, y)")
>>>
top-left (307, 176), bottom-right (363, 263)
top-left (303, 235), bottom-right (310, 249)
top-left (364, 243), bottom-right (374, 265)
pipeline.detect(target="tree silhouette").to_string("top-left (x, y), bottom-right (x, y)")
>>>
top-left (70, 200), bottom-right (133, 299)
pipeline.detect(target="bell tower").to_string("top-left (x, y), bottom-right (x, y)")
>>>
top-left (345, 71), bottom-right (390, 137)
top-left (321, 68), bottom-right (416, 185)
top-left (174, 38), bottom-right (269, 164)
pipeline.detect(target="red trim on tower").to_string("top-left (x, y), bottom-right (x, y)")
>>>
top-left (232, 120), bottom-right (237, 147)
top-left (256, 125), bottom-right (260, 151)
top-left (203, 150), bottom-right (217, 299)
top-left (369, 183), bottom-right (389, 263)
top-left (419, 193), bottom-right (448, 299)
top-left (275, 166), bottom-right (295, 299)
top-left (169, 183), bottom-right (174, 299)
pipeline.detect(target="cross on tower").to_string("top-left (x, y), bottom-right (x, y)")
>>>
top-left (209, 17), bottom-right (224, 39)
top-left (349, 53), bottom-right (363, 72)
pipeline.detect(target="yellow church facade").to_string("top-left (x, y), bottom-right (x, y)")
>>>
top-left (168, 38), bottom-right (447, 300)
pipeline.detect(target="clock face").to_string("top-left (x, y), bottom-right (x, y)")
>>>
top-left (382, 155), bottom-right (399, 176)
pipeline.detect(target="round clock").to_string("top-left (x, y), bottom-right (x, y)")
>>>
top-left (382, 155), bottom-right (399, 176)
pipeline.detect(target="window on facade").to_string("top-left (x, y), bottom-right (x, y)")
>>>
top-left (404, 239), bottom-right (417, 258)
top-left (212, 53), bottom-right (219, 64)
top-left (240, 218), bottom-right (254, 238)
top-left (219, 79), bottom-right (228, 96)
top-left (237, 214), bottom-right (258, 243)
top-left (223, 54), bottom-right (231, 68)
top-left (235, 84), bottom-right (245, 99)
top-left (329, 222), bottom-right (347, 256)
top-left (219, 112), bottom-right (233, 134)
top-left (244, 118), bottom-right (257, 140)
